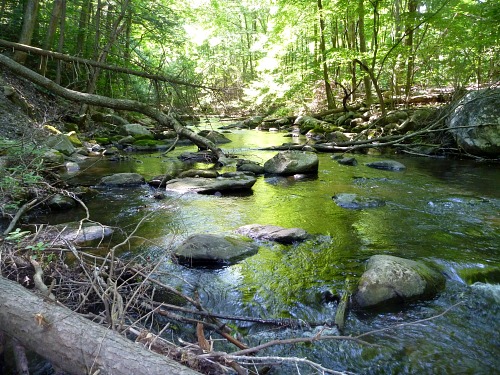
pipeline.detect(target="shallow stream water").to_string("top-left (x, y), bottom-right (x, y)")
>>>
top-left (42, 120), bottom-right (499, 374)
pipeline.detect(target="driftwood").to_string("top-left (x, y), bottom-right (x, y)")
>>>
top-left (0, 276), bottom-right (201, 375)
top-left (0, 53), bottom-right (227, 162)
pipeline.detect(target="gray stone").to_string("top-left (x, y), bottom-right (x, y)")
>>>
top-left (40, 222), bottom-right (114, 245)
top-left (197, 130), bottom-right (231, 144)
top-left (178, 169), bottom-right (219, 178)
top-left (121, 123), bottom-right (154, 139)
top-left (264, 151), bottom-right (319, 175)
top-left (173, 234), bottom-right (259, 264)
top-left (236, 224), bottom-right (310, 244)
top-left (333, 193), bottom-right (385, 209)
top-left (45, 134), bottom-right (76, 156)
top-left (237, 162), bottom-right (265, 174)
top-left (100, 173), bottom-right (145, 186)
top-left (447, 88), bottom-right (500, 156)
top-left (365, 160), bottom-right (406, 171)
top-left (336, 157), bottom-right (358, 166)
top-left (165, 172), bottom-right (256, 194)
top-left (48, 194), bottom-right (77, 210)
top-left (354, 255), bottom-right (445, 309)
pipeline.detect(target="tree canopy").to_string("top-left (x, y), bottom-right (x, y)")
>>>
top-left (0, 0), bottom-right (498, 115)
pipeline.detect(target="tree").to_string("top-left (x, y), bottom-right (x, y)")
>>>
top-left (13, 0), bottom-right (39, 64)
top-left (0, 276), bottom-right (201, 375)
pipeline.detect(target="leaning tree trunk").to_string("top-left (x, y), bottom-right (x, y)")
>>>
top-left (0, 53), bottom-right (226, 161)
top-left (0, 276), bottom-right (201, 375)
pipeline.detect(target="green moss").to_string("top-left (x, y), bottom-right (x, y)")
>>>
top-left (459, 267), bottom-right (500, 284)
top-left (133, 139), bottom-right (163, 147)
top-left (95, 137), bottom-right (110, 144)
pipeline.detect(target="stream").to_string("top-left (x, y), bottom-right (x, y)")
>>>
top-left (40, 119), bottom-right (499, 374)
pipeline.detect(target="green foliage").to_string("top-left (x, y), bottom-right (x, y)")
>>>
top-left (0, 140), bottom-right (46, 211)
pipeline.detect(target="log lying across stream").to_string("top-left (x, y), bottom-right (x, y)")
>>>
top-left (0, 276), bottom-right (201, 375)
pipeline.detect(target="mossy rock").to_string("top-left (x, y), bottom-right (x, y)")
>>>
top-left (459, 267), bottom-right (500, 284)
top-left (133, 134), bottom-right (155, 141)
top-left (133, 139), bottom-right (164, 147)
top-left (95, 137), bottom-right (110, 144)
top-left (67, 133), bottom-right (83, 147)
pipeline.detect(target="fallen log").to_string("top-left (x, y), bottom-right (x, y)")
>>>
top-left (0, 276), bottom-right (201, 375)
top-left (0, 53), bottom-right (226, 162)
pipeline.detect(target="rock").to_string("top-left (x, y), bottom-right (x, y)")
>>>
top-left (447, 88), bottom-right (500, 156)
top-left (100, 173), bottom-right (145, 186)
top-left (42, 149), bottom-right (64, 165)
top-left (48, 194), bottom-right (77, 210)
top-left (470, 283), bottom-right (500, 303)
top-left (264, 151), bottom-right (319, 175)
top-left (237, 161), bottom-right (265, 174)
top-left (40, 222), bottom-right (114, 245)
top-left (332, 193), bottom-right (385, 209)
top-left (165, 172), bottom-right (256, 194)
top-left (45, 134), bottom-right (76, 156)
top-left (178, 151), bottom-right (218, 163)
top-left (197, 130), bottom-right (231, 144)
top-left (173, 234), bottom-right (259, 265)
top-left (121, 123), bottom-right (154, 139)
top-left (117, 135), bottom-right (136, 144)
top-left (336, 156), bottom-right (357, 166)
top-left (178, 169), bottom-right (219, 178)
top-left (64, 162), bottom-right (80, 173)
top-left (243, 116), bottom-right (264, 128)
top-left (354, 255), bottom-right (445, 309)
top-left (148, 174), bottom-right (175, 187)
top-left (236, 224), bottom-right (310, 244)
top-left (365, 160), bottom-right (406, 171)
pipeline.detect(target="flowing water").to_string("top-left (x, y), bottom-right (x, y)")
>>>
top-left (42, 120), bottom-right (499, 374)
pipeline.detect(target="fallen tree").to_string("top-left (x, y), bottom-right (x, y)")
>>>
top-left (0, 276), bottom-right (201, 375)
top-left (0, 53), bottom-right (227, 162)
top-left (0, 39), bottom-right (216, 90)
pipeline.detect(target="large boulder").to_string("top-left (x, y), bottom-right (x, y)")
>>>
top-left (165, 172), bottom-right (256, 194)
top-left (121, 123), bottom-right (154, 139)
top-left (264, 151), bottom-right (319, 175)
top-left (447, 88), bottom-right (500, 156)
top-left (354, 255), bottom-right (445, 309)
top-left (100, 173), bottom-right (145, 186)
top-left (236, 224), bottom-right (310, 244)
top-left (173, 234), bottom-right (259, 265)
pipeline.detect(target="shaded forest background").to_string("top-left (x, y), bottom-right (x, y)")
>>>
top-left (1, 0), bottom-right (499, 115)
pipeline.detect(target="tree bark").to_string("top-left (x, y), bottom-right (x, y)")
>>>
top-left (14, 0), bottom-right (39, 64)
top-left (0, 39), bottom-right (215, 90)
top-left (0, 276), bottom-right (201, 375)
top-left (317, 0), bottom-right (336, 109)
top-left (0, 53), bottom-right (226, 161)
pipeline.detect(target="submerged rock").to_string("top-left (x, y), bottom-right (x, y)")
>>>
top-left (173, 234), bottom-right (258, 265)
top-left (333, 193), bottom-right (385, 209)
top-left (365, 160), bottom-right (406, 171)
top-left (354, 255), bottom-right (445, 309)
top-left (447, 88), bottom-right (500, 156)
top-left (264, 150), bottom-right (319, 175)
top-left (165, 172), bottom-right (256, 194)
top-left (236, 224), bottom-right (310, 244)
top-left (39, 222), bottom-right (114, 245)
top-left (100, 173), bottom-right (145, 186)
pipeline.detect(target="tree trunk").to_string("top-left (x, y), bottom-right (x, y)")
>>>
top-left (55, 0), bottom-right (66, 85)
top-left (358, 0), bottom-right (373, 104)
top-left (317, 0), bottom-right (336, 109)
top-left (0, 276), bottom-right (201, 375)
top-left (0, 39), bottom-right (215, 90)
top-left (40, 0), bottom-right (64, 76)
top-left (14, 0), bottom-right (39, 64)
top-left (0, 54), bottom-right (226, 161)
